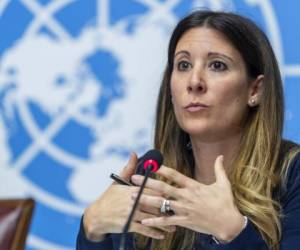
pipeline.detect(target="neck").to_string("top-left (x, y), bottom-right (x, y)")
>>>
top-left (190, 134), bottom-right (241, 184)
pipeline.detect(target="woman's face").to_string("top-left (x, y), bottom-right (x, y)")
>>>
top-left (170, 27), bottom-right (260, 142)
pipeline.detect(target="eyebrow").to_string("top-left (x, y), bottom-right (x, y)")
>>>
top-left (174, 50), bottom-right (190, 58)
top-left (174, 50), bottom-right (234, 63)
top-left (208, 52), bottom-right (234, 62)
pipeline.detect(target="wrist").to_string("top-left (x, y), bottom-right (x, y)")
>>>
top-left (213, 214), bottom-right (248, 244)
top-left (83, 206), bottom-right (107, 242)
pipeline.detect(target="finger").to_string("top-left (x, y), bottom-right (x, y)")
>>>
top-left (133, 193), bottom-right (164, 210)
top-left (119, 152), bottom-right (138, 180)
top-left (134, 211), bottom-right (176, 233)
top-left (141, 215), bottom-right (185, 228)
top-left (134, 210), bottom-right (156, 221)
top-left (142, 187), bottom-right (163, 197)
top-left (138, 203), bottom-right (160, 216)
top-left (130, 222), bottom-right (165, 240)
top-left (133, 194), bottom-right (185, 216)
top-left (156, 165), bottom-right (195, 188)
top-left (214, 155), bottom-right (228, 184)
top-left (131, 175), bottom-right (181, 199)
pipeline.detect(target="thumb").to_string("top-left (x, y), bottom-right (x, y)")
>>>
top-left (119, 152), bottom-right (138, 180)
top-left (214, 155), bottom-right (228, 184)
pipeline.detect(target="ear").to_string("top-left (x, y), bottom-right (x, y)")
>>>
top-left (248, 74), bottom-right (264, 107)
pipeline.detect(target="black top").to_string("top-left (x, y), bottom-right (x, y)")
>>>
top-left (77, 153), bottom-right (300, 249)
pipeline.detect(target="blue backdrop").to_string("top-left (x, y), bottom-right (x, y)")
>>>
top-left (0, 0), bottom-right (299, 249)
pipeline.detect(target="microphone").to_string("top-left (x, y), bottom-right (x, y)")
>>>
top-left (119, 149), bottom-right (163, 250)
top-left (141, 149), bottom-right (163, 173)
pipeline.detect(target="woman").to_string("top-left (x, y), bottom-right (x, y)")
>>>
top-left (77, 10), bottom-right (300, 250)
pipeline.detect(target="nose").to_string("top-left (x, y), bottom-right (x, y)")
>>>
top-left (187, 67), bottom-right (206, 93)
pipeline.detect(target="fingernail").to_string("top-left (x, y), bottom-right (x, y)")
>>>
top-left (157, 235), bottom-right (165, 239)
top-left (141, 219), bottom-right (150, 225)
top-left (132, 174), bottom-right (141, 179)
top-left (131, 175), bottom-right (141, 183)
top-left (131, 193), bottom-right (138, 199)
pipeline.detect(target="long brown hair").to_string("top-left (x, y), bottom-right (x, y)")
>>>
top-left (136, 10), bottom-right (299, 250)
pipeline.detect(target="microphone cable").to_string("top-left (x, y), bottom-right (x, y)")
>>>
top-left (119, 149), bottom-right (163, 250)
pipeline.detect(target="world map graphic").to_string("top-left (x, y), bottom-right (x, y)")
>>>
top-left (0, 0), bottom-right (299, 249)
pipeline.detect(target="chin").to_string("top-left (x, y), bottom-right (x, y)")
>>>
top-left (189, 128), bottom-right (242, 143)
top-left (180, 123), bottom-right (237, 142)
top-left (180, 124), bottom-right (210, 137)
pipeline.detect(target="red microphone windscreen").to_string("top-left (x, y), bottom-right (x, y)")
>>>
top-left (142, 149), bottom-right (163, 172)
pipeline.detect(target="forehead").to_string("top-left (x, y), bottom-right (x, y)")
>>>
top-left (175, 27), bottom-right (242, 60)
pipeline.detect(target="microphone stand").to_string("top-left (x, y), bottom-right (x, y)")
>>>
top-left (119, 165), bottom-right (153, 250)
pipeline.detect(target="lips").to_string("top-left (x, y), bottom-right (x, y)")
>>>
top-left (184, 102), bottom-right (209, 112)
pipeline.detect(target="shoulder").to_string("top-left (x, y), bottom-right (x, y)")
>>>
top-left (278, 140), bottom-right (300, 207)
top-left (281, 140), bottom-right (300, 187)
top-left (277, 142), bottom-right (300, 245)
top-left (286, 153), bottom-right (300, 184)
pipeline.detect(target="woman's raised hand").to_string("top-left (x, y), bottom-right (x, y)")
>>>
top-left (83, 153), bottom-right (174, 242)
top-left (131, 155), bottom-right (245, 242)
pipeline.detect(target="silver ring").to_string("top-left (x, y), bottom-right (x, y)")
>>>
top-left (160, 199), bottom-right (171, 213)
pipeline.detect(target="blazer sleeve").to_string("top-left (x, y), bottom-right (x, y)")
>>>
top-left (214, 154), bottom-right (300, 250)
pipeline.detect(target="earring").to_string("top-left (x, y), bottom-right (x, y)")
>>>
top-left (249, 98), bottom-right (256, 106)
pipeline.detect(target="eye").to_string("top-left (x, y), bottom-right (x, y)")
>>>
top-left (177, 60), bottom-right (192, 71)
top-left (209, 61), bottom-right (227, 71)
